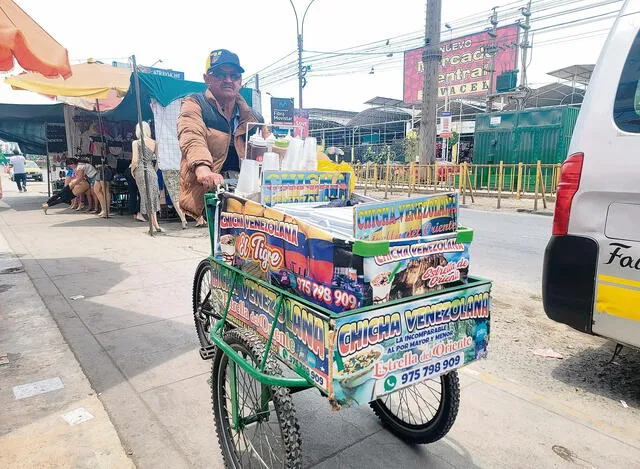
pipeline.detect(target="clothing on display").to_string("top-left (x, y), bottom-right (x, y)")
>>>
top-left (133, 142), bottom-right (160, 215)
top-left (151, 99), bottom-right (182, 171)
top-left (162, 169), bottom-right (180, 208)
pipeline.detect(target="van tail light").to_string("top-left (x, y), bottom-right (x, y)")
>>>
top-left (552, 152), bottom-right (584, 236)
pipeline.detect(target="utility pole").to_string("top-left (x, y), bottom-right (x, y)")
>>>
top-left (297, 33), bottom-right (304, 109)
top-left (289, 0), bottom-right (317, 110)
top-left (520, 1), bottom-right (532, 89)
top-left (488, 7), bottom-right (498, 94)
top-left (444, 23), bottom-right (453, 162)
top-left (419, 0), bottom-right (442, 164)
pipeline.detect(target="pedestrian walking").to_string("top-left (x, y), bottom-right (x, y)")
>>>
top-left (9, 150), bottom-right (27, 192)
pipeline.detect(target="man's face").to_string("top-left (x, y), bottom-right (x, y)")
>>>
top-left (204, 65), bottom-right (242, 102)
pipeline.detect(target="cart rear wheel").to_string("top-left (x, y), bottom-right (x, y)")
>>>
top-left (211, 329), bottom-right (302, 469)
top-left (193, 259), bottom-right (217, 347)
top-left (369, 371), bottom-right (460, 444)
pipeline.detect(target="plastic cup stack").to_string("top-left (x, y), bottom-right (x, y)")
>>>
top-left (302, 137), bottom-right (318, 171)
top-left (282, 137), bottom-right (304, 170)
top-left (262, 152), bottom-right (280, 172)
top-left (236, 159), bottom-right (261, 197)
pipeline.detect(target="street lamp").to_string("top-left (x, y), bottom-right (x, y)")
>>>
top-left (288, 0), bottom-right (318, 110)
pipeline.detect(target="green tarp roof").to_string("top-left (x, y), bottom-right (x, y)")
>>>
top-left (0, 103), bottom-right (64, 154)
top-left (102, 72), bottom-right (206, 122)
top-left (0, 103), bottom-right (64, 122)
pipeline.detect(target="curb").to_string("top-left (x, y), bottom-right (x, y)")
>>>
top-left (516, 209), bottom-right (554, 217)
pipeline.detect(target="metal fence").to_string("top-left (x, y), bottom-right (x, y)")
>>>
top-left (351, 161), bottom-right (560, 210)
top-left (309, 120), bottom-right (412, 163)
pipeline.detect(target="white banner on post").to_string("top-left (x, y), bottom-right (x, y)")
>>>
top-left (439, 111), bottom-right (453, 138)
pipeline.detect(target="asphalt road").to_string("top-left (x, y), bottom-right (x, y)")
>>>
top-left (2, 183), bottom-right (638, 469)
top-left (459, 209), bottom-right (552, 293)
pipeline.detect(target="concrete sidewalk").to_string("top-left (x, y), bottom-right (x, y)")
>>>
top-left (1, 177), bottom-right (639, 469)
top-left (0, 227), bottom-right (134, 468)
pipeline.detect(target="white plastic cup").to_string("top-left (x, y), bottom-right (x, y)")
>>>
top-left (303, 137), bottom-right (318, 171)
top-left (237, 159), bottom-right (261, 196)
top-left (282, 137), bottom-right (304, 170)
top-left (262, 152), bottom-right (280, 172)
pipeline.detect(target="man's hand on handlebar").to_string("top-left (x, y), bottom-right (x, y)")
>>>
top-left (195, 165), bottom-right (224, 190)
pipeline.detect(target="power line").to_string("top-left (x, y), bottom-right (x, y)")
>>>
top-left (257, 0), bottom-right (622, 88)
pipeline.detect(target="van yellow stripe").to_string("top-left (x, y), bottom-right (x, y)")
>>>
top-left (598, 274), bottom-right (640, 290)
top-left (596, 283), bottom-right (640, 322)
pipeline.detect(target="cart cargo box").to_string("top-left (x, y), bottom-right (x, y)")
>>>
top-left (206, 257), bottom-right (491, 406)
top-left (213, 181), bottom-right (470, 313)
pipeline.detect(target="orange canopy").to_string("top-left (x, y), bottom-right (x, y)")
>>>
top-left (0, 0), bottom-right (71, 78)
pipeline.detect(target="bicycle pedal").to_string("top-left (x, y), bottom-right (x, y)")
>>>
top-left (199, 345), bottom-right (217, 360)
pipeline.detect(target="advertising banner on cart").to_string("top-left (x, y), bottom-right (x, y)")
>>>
top-left (262, 171), bottom-right (351, 206)
top-left (403, 24), bottom-right (519, 104)
top-left (332, 281), bottom-right (491, 406)
top-left (363, 233), bottom-right (471, 303)
top-left (354, 193), bottom-right (458, 241)
top-left (217, 194), bottom-right (365, 313)
top-left (208, 261), bottom-right (332, 392)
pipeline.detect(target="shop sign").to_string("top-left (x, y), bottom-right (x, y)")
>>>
top-left (270, 97), bottom-right (295, 125)
top-left (112, 61), bottom-right (185, 80)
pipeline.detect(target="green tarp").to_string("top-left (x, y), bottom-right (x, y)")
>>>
top-left (102, 72), bottom-right (206, 122)
top-left (0, 103), bottom-right (64, 154)
top-left (0, 103), bottom-right (64, 122)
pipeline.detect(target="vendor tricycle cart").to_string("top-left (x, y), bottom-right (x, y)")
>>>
top-left (193, 191), bottom-right (491, 469)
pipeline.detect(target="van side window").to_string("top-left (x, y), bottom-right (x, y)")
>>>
top-left (614, 31), bottom-right (640, 132)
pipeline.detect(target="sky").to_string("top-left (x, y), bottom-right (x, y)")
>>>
top-left (0, 0), bottom-right (620, 113)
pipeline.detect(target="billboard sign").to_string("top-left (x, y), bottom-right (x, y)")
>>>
top-left (270, 97), bottom-right (295, 125)
top-left (112, 61), bottom-right (185, 80)
top-left (403, 24), bottom-right (519, 104)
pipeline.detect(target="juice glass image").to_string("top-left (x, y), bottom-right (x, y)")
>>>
top-left (305, 224), bottom-right (334, 285)
top-left (220, 234), bottom-right (235, 265)
top-left (371, 271), bottom-right (393, 304)
top-left (283, 214), bottom-right (309, 277)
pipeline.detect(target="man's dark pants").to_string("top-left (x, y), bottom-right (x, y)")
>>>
top-left (14, 173), bottom-right (26, 191)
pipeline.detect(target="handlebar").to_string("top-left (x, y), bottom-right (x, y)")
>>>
top-left (207, 178), bottom-right (237, 195)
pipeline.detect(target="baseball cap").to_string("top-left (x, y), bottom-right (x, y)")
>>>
top-left (205, 49), bottom-right (245, 74)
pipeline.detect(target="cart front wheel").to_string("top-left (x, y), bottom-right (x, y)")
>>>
top-left (193, 259), bottom-right (218, 347)
top-left (212, 328), bottom-right (302, 469)
top-left (369, 371), bottom-right (460, 444)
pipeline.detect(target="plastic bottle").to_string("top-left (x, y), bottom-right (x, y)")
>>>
top-left (247, 128), bottom-right (267, 161)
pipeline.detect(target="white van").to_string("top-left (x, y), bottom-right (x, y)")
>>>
top-left (543, 0), bottom-right (640, 349)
